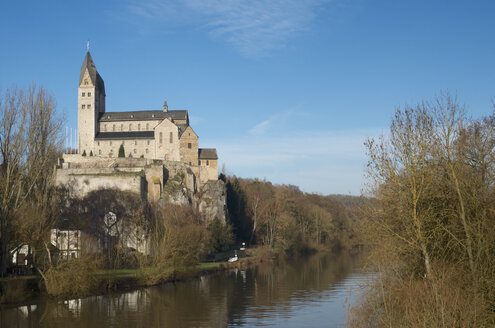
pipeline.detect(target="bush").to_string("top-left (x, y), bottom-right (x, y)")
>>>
top-left (41, 255), bottom-right (102, 297)
top-left (118, 144), bottom-right (125, 157)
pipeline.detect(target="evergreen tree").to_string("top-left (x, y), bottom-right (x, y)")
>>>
top-left (82, 150), bottom-right (87, 156)
top-left (89, 150), bottom-right (93, 156)
top-left (118, 144), bottom-right (125, 157)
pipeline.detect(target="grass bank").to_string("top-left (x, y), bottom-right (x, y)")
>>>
top-left (0, 247), bottom-right (278, 305)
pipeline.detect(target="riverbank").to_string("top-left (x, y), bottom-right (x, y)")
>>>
top-left (0, 247), bottom-right (279, 305)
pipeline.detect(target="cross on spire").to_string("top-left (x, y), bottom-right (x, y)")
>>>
top-left (87, 40), bottom-right (90, 52)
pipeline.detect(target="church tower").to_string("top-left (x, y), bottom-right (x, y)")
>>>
top-left (78, 50), bottom-right (105, 155)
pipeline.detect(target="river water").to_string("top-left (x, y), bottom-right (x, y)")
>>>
top-left (0, 252), bottom-right (370, 328)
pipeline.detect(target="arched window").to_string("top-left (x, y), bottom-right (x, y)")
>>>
top-left (159, 132), bottom-right (163, 144)
top-left (146, 149), bottom-right (149, 154)
top-left (169, 132), bottom-right (173, 143)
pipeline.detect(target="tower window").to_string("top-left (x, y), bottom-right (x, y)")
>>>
top-left (188, 143), bottom-right (191, 149)
top-left (82, 104), bottom-right (86, 109)
top-left (110, 141), bottom-right (112, 146)
top-left (169, 132), bottom-right (173, 143)
top-left (87, 104), bottom-right (91, 109)
top-left (88, 92), bottom-right (91, 97)
top-left (84, 80), bottom-right (88, 85)
top-left (145, 149), bottom-right (149, 154)
top-left (82, 92), bottom-right (85, 97)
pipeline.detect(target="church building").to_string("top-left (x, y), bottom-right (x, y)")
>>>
top-left (77, 51), bottom-right (218, 180)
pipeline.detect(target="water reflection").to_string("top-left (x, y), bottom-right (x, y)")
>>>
top-left (0, 252), bottom-right (368, 328)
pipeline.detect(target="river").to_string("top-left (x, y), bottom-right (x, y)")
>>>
top-left (0, 252), bottom-right (370, 327)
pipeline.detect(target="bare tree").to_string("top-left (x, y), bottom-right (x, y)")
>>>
top-left (365, 105), bottom-right (437, 278)
top-left (0, 85), bottom-right (62, 275)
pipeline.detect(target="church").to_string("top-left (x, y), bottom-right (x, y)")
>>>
top-left (77, 50), bottom-right (218, 181)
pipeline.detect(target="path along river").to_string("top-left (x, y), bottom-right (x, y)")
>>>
top-left (0, 252), bottom-right (371, 327)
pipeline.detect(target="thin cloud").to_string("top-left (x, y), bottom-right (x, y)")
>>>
top-left (122, 0), bottom-right (330, 57)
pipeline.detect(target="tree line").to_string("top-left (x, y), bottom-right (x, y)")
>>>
top-left (223, 176), bottom-right (361, 253)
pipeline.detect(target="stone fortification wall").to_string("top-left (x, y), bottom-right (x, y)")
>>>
top-left (56, 168), bottom-right (144, 199)
top-left (57, 155), bottom-right (215, 203)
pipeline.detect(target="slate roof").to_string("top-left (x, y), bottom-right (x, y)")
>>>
top-left (99, 110), bottom-right (188, 122)
top-left (199, 148), bottom-right (218, 159)
top-left (95, 131), bottom-right (154, 140)
top-left (80, 51), bottom-right (105, 94)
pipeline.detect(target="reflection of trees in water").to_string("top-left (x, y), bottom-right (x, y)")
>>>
top-left (0, 252), bottom-right (358, 327)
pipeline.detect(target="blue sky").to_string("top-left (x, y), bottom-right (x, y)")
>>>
top-left (1, 0), bottom-right (495, 195)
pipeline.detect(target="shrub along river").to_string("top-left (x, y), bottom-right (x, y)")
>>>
top-left (0, 252), bottom-right (370, 327)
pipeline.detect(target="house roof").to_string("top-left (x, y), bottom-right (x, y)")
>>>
top-left (199, 148), bottom-right (218, 159)
top-left (99, 110), bottom-right (188, 122)
top-left (95, 131), bottom-right (154, 140)
top-left (79, 51), bottom-right (105, 94)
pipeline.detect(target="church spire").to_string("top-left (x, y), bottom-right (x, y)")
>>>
top-left (79, 49), bottom-right (105, 94)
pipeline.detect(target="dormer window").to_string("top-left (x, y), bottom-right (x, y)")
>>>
top-left (130, 115), bottom-right (134, 118)
top-left (107, 115), bottom-right (110, 119)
